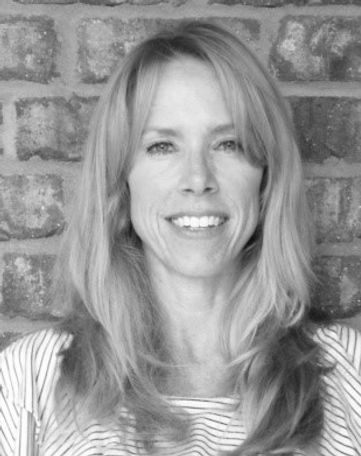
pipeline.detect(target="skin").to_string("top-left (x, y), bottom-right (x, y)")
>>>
top-left (128, 57), bottom-right (263, 396)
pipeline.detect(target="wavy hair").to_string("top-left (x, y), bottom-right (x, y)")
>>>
top-left (54, 21), bottom-right (325, 455)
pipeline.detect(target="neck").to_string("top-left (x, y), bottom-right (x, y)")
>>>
top-left (148, 259), bottom-right (235, 386)
top-left (147, 259), bottom-right (235, 334)
top-left (144, 256), bottom-right (238, 396)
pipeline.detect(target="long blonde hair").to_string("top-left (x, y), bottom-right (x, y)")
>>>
top-left (54, 21), bottom-right (325, 455)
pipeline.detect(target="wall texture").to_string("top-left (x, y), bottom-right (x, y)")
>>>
top-left (0, 0), bottom-right (361, 348)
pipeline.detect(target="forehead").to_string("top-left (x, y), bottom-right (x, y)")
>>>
top-left (159, 56), bottom-right (217, 81)
top-left (130, 54), bottom-right (267, 168)
top-left (151, 56), bottom-right (222, 99)
top-left (143, 57), bottom-right (233, 127)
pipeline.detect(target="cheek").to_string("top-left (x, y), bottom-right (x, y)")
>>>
top-left (128, 166), bottom-right (153, 212)
top-left (129, 186), bottom-right (151, 229)
top-left (246, 185), bottom-right (262, 221)
top-left (128, 173), bottom-right (146, 234)
top-left (230, 173), bottom-right (262, 207)
top-left (128, 175), bottom-right (164, 240)
top-left (128, 159), bottom-right (172, 200)
top-left (128, 160), bottom-right (175, 213)
top-left (229, 175), bottom-right (262, 235)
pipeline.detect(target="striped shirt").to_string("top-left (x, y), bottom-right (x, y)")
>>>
top-left (0, 324), bottom-right (360, 455)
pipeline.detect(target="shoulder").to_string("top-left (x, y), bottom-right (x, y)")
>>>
top-left (0, 327), bottom-right (73, 374)
top-left (313, 324), bottom-right (361, 451)
top-left (0, 328), bottom-right (73, 420)
top-left (314, 323), bottom-right (361, 374)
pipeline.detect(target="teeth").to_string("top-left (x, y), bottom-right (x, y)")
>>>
top-left (171, 216), bottom-right (225, 228)
top-left (200, 216), bottom-right (208, 227)
top-left (190, 217), bottom-right (200, 228)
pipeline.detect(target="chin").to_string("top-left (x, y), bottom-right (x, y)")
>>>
top-left (172, 259), bottom-right (234, 280)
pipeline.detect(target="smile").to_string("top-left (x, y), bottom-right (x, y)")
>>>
top-left (169, 215), bottom-right (227, 229)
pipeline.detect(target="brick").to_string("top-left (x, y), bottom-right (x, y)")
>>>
top-left (17, 0), bottom-right (185, 3)
top-left (311, 256), bottom-right (361, 320)
top-left (340, 258), bottom-right (361, 309)
top-left (0, 103), bottom-right (3, 156)
top-left (81, 0), bottom-right (186, 4)
top-left (129, 0), bottom-right (186, 3)
top-left (0, 174), bottom-right (65, 240)
top-left (16, 96), bottom-right (97, 161)
top-left (270, 16), bottom-right (361, 81)
top-left (311, 257), bottom-right (342, 319)
top-left (16, 0), bottom-right (76, 3)
top-left (319, 0), bottom-right (361, 3)
top-left (306, 178), bottom-right (361, 243)
top-left (1, 254), bottom-right (60, 318)
top-left (214, 18), bottom-right (260, 42)
top-left (209, 0), bottom-right (306, 5)
top-left (15, 0), bottom-right (76, 3)
top-left (78, 18), bottom-right (260, 83)
top-left (290, 97), bottom-right (361, 163)
top-left (79, 0), bottom-right (127, 3)
top-left (0, 16), bottom-right (58, 83)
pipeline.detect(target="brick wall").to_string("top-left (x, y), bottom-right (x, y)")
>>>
top-left (0, 0), bottom-right (361, 348)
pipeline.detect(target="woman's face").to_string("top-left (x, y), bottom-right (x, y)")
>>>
top-left (128, 57), bottom-right (263, 280)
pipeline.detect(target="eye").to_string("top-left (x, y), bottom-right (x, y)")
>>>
top-left (146, 141), bottom-right (176, 155)
top-left (215, 139), bottom-right (243, 153)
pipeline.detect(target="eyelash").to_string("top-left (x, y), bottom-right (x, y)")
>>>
top-left (215, 140), bottom-right (243, 153)
top-left (145, 139), bottom-right (243, 155)
top-left (146, 141), bottom-right (175, 155)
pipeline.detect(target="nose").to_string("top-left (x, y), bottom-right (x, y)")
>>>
top-left (179, 150), bottom-right (218, 195)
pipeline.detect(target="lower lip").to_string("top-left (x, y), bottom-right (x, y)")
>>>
top-left (166, 219), bottom-right (227, 238)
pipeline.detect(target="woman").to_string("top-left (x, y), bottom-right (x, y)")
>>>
top-left (1, 21), bottom-right (360, 456)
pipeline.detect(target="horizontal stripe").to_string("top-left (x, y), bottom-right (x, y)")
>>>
top-left (0, 324), bottom-right (360, 455)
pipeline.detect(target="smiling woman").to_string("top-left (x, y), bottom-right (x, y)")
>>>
top-left (129, 58), bottom-right (263, 282)
top-left (1, 21), bottom-right (361, 456)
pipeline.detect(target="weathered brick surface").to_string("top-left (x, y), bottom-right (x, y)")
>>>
top-left (13, 0), bottom-right (188, 6)
top-left (209, 0), bottom-right (306, 5)
top-left (319, 0), bottom-right (361, 3)
top-left (270, 17), bottom-right (361, 81)
top-left (306, 178), bottom-right (361, 243)
top-left (0, 103), bottom-right (3, 156)
top-left (16, 96), bottom-right (97, 161)
top-left (0, 17), bottom-right (58, 83)
top-left (213, 0), bottom-right (361, 3)
top-left (1, 0), bottom-right (360, 330)
top-left (78, 17), bottom-right (260, 83)
top-left (290, 97), bottom-right (361, 163)
top-left (1, 254), bottom-right (59, 318)
top-left (81, 0), bottom-right (185, 4)
top-left (16, 0), bottom-right (76, 3)
top-left (311, 256), bottom-right (361, 319)
top-left (16, 0), bottom-right (186, 3)
top-left (0, 175), bottom-right (65, 241)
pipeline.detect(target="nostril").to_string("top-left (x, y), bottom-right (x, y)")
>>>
top-left (181, 184), bottom-right (217, 194)
top-left (179, 158), bottom-right (219, 194)
top-left (203, 186), bottom-right (215, 193)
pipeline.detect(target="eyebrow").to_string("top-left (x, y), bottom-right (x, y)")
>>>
top-left (210, 123), bottom-right (236, 135)
top-left (142, 123), bottom-right (236, 137)
top-left (142, 128), bottom-right (178, 137)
